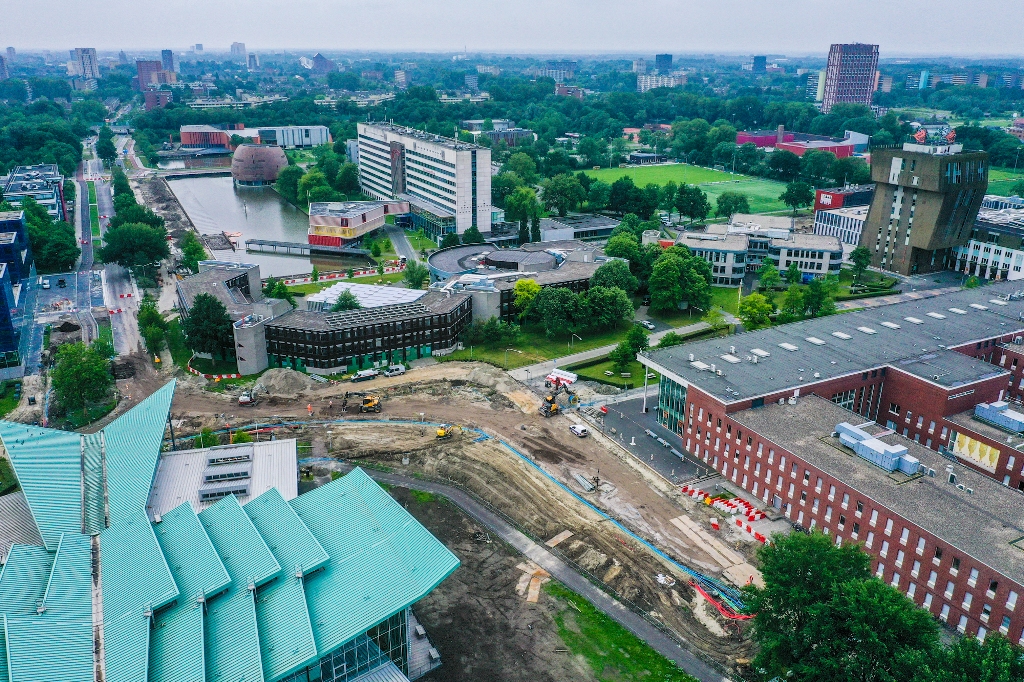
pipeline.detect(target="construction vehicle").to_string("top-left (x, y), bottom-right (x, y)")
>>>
top-left (540, 383), bottom-right (579, 418)
top-left (436, 423), bottom-right (462, 439)
top-left (358, 394), bottom-right (382, 413)
top-left (238, 383), bottom-right (268, 406)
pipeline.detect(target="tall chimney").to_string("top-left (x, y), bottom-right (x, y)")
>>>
top-left (777, 124), bottom-right (785, 144)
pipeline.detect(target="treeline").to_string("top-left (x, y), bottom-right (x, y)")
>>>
top-left (98, 168), bottom-right (169, 287)
top-left (0, 195), bottom-right (79, 273)
top-left (274, 145), bottom-right (360, 206)
top-left (0, 98), bottom-right (87, 177)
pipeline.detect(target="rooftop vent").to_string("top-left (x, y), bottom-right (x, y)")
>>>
top-left (926, 312), bottom-right (946, 319)
top-left (778, 343), bottom-right (799, 352)
top-left (720, 354), bottom-right (742, 364)
top-left (948, 308), bottom-right (967, 315)
top-left (832, 331), bottom-right (852, 340)
top-left (975, 401), bottom-right (1024, 433)
top-left (969, 303), bottom-right (989, 310)
top-left (904, 316), bottom-right (923, 324)
top-left (857, 326), bottom-right (877, 335)
top-left (880, 321), bottom-right (901, 329)
top-left (751, 348), bottom-right (771, 358)
top-left (690, 360), bottom-right (711, 371)
top-left (989, 299), bottom-right (1008, 306)
top-left (805, 337), bottom-right (826, 345)
top-left (835, 422), bottom-right (914, 473)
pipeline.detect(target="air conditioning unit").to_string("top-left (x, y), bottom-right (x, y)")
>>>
top-left (689, 353), bottom-right (695, 361)
top-left (788, 397), bottom-right (797, 405)
top-left (1015, 337), bottom-right (1022, 345)
top-left (778, 398), bottom-right (785, 405)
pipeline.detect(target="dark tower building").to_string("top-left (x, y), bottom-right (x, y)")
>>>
top-left (654, 54), bottom-right (673, 73)
top-left (160, 49), bottom-right (174, 72)
top-left (752, 56), bottom-right (767, 73)
top-left (821, 43), bottom-right (879, 113)
top-left (858, 142), bottom-right (989, 275)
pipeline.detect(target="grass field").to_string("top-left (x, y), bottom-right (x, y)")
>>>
top-left (988, 167), bottom-right (1024, 196)
top-left (585, 164), bottom-right (789, 213)
top-left (546, 582), bottom-right (698, 682)
top-left (438, 323), bottom-right (630, 369)
top-left (87, 181), bottom-right (97, 204)
top-left (406, 229), bottom-right (438, 252)
top-left (287, 272), bottom-right (406, 295)
top-left (568, 358), bottom-right (658, 390)
top-left (90, 205), bottom-right (100, 236)
top-left (648, 286), bottom-right (741, 326)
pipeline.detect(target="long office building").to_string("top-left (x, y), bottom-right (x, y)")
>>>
top-left (2, 164), bottom-right (66, 221)
top-left (0, 381), bottom-right (458, 682)
top-left (954, 205), bottom-right (1024, 281)
top-left (821, 43), bottom-right (879, 113)
top-left (639, 280), bottom-right (1024, 644)
top-left (858, 142), bottom-right (989, 275)
top-left (356, 122), bottom-right (492, 238)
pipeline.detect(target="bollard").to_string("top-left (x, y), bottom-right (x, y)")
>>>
top-left (630, 437), bottom-right (636, 446)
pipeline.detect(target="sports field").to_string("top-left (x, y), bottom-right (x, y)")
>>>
top-left (584, 163), bottom-right (789, 213)
top-left (988, 167), bottom-right (1024, 196)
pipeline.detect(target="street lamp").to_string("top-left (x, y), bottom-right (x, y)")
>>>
top-left (569, 333), bottom-right (582, 353)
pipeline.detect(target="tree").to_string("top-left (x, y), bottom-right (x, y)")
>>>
top-left (758, 262), bottom-right (781, 293)
top-left (778, 284), bottom-right (805, 322)
top-left (504, 152), bottom-right (538, 184)
top-left (179, 232), bottom-right (208, 273)
top-left (491, 171), bottom-right (525, 208)
top-left (440, 233), bottom-right (460, 249)
top-left (738, 292), bottom-right (774, 330)
top-left (849, 246), bottom-right (872, 282)
top-left (541, 174), bottom-right (586, 217)
top-left (138, 295), bottom-right (167, 354)
top-left (586, 180), bottom-right (611, 212)
top-left (462, 225), bottom-right (485, 244)
top-left (581, 286), bottom-right (634, 330)
top-left (533, 287), bottom-right (580, 338)
top-left (780, 181), bottom-right (815, 215)
top-left (92, 338), bottom-right (116, 360)
top-left (656, 331), bottom-right (687, 348)
top-left (297, 169), bottom-right (331, 205)
top-left (194, 428), bottom-right (218, 448)
top-left (518, 218), bottom-right (530, 245)
top-left (99, 223), bottom-right (170, 270)
top-left (512, 278), bottom-right (541, 317)
top-left (609, 325), bottom-right (649, 372)
top-left (96, 127), bottom-right (117, 165)
top-left (590, 259), bottom-right (638, 296)
top-left (660, 181), bottom-right (679, 221)
top-left (604, 234), bottom-right (643, 274)
top-left (926, 634), bottom-right (1024, 682)
top-left (275, 165), bottom-right (306, 205)
top-left (505, 186), bottom-right (540, 224)
top-left (182, 293), bottom-right (234, 360)
top-left (964, 275), bottom-right (981, 289)
top-left (768, 149), bottom-right (802, 181)
top-left (675, 184), bottom-right (711, 224)
top-left (330, 290), bottom-right (362, 312)
top-left (804, 278), bottom-right (835, 317)
top-left (262, 278), bottom-right (295, 306)
top-left (310, 266), bottom-right (320, 283)
top-left (800, 149), bottom-right (837, 184)
top-left (678, 256), bottom-right (713, 312)
top-left (50, 342), bottom-right (113, 417)
top-left (335, 163), bottom-right (360, 194)
top-left (231, 429), bottom-right (254, 444)
top-left (403, 261), bottom-right (430, 289)
top-left (531, 213), bottom-right (541, 243)
top-left (1012, 179), bottom-right (1024, 197)
top-left (715, 191), bottom-right (750, 218)
top-left (647, 253), bottom-right (684, 313)
top-left (785, 261), bottom-right (803, 284)
top-left (371, 242), bottom-right (382, 257)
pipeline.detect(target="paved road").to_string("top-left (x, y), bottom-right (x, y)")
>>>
top-left (834, 285), bottom-right (963, 311)
top-left (384, 222), bottom-right (419, 263)
top-left (342, 464), bottom-right (732, 682)
top-left (508, 321), bottom-right (710, 382)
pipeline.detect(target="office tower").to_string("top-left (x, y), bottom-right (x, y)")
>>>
top-left (357, 122), bottom-right (492, 237)
top-left (806, 70), bottom-right (825, 101)
top-left (118, 50), bottom-right (128, 64)
top-left (464, 73), bottom-right (479, 91)
top-left (654, 53), bottom-right (672, 73)
top-left (752, 56), bottom-right (767, 73)
top-left (394, 70), bottom-right (408, 89)
top-left (135, 59), bottom-right (163, 89)
top-left (5, 48), bottom-right (14, 63)
top-left (161, 49), bottom-right (175, 72)
top-left (632, 59), bottom-right (647, 74)
top-left (68, 48), bottom-right (99, 79)
top-left (194, 43), bottom-right (203, 52)
top-left (0, 56), bottom-right (8, 81)
top-left (247, 53), bottom-right (259, 70)
top-left (858, 142), bottom-right (989, 275)
top-left (230, 42), bottom-right (246, 59)
top-left (820, 43), bottom-right (879, 113)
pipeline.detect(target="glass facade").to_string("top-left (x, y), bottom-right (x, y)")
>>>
top-left (657, 375), bottom-right (688, 434)
top-left (279, 610), bottom-right (410, 682)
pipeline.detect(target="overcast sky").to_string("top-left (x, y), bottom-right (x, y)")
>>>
top-left (3, 0), bottom-right (1023, 57)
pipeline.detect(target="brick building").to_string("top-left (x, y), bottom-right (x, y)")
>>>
top-left (639, 280), bottom-right (1024, 643)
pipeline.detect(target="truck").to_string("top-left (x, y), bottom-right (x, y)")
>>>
top-left (351, 369), bottom-right (379, 382)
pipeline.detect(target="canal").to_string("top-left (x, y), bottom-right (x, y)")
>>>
top-left (167, 176), bottom-right (374, 278)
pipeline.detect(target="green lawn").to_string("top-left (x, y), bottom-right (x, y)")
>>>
top-left (546, 582), bottom-right (698, 682)
top-left (439, 323), bottom-right (631, 369)
top-left (0, 456), bottom-right (17, 495)
top-left (190, 356), bottom-right (239, 376)
top-left (287, 271), bottom-right (406, 295)
top-left (64, 401), bottom-right (117, 429)
top-left (90, 205), bottom-right (100, 236)
top-left (0, 381), bottom-right (21, 420)
top-left (87, 181), bottom-right (97, 204)
top-left (97, 321), bottom-right (113, 347)
top-left (699, 177), bottom-right (789, 214)
top-left (584, 163), bottom-right (738, 186)
top-left (406, 229), bottom-right (438, 252)
top-left (648, 286), bottom-right (740, 327)
top-left (568, 358), bottom-right (658, 390)
top-left (988, 167), bottom-right (1024, 196)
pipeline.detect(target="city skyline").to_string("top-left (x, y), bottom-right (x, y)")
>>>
top-left (2, 0), bottom-right (1023, 56)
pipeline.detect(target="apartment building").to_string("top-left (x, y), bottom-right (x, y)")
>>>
top-left (2, 164), bottom-right (66, 221)
top-left (356, 122), bottom-right (491, 237)
top-left (953, 205), bottom-right (1024, 281)
top-left (814, 205), bottom-right (870, 246)
top-left (821, 43), bottom-right (879, 113)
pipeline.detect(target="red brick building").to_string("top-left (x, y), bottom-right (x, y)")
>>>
top-left (640, 281), bottom-right (1024, 643)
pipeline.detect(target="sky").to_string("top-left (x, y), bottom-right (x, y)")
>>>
top-left (3, 0), bottom-right (1023, 57)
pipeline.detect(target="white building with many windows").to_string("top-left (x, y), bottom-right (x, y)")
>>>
top-left (814, 205), bottom-right (870, 246)
top-left (356, 122), bottom-right (491, 238)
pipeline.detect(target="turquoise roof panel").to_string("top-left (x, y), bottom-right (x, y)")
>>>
top-left (199, 495), bottom-right (283, 682)
top-left (290, 468), bottom-right (460, 656)
top-left (101, 512), bottom-right (180, 682)
top-left (0, 545), bottom-right (53, 616)
top-left (244, 489), bottom-right (326, 681)
top-left (0, 424), bottom-right (81, 550)
top-left (102, 380), bottom-right (175, 526)
top-left (149, 502), bottom-right (231, 682)
top-left (3, 534), bottom-right (93, 682)
top-left (81, 432), bottom-right (105, 535)
top-left (0, 619), bottom-right (7, 682)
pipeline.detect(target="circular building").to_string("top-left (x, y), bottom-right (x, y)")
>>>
top-left (427, 243), bottom-right (557, 281)
top-left (231, 144), bottom-right (288, 186)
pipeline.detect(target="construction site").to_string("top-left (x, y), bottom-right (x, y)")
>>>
top-left (149, 362), bottom-right (777, 680)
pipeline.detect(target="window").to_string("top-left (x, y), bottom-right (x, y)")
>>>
top-left (803, 470), bottom-right (810, 484)
top-left (856, 501), bottom-right (864, 515)
top-left (865, 531), bottom-right (874, 548)
top-left (812, 498), bottom-right (820, 513)
top-left (982, 603), bottom-right (992, 623)
top-left (911, 560), bottom-right (921, 577)
top-left (969, 568), bottom-right (979, 588)
top-left (951, 556), bottom-right (960, 575)
top-left (916, 537), bottom-right (926, 555)
top-left (842, 492), bottom-right (850, 508)
top-left (924, 593), bottom-right (933, 609)
top-left (884, 519), bottom-right (893, 536)
top-left (891, 573), bottom-right (901, 588)
top-left (927, 571), bottom-right (938, 588)
top-left (890, 402), bottom-right (901, 415)
top-left (900, 527), bottom-right (910, 545)
top-left (988, 581), bottom-right (999, 599)
top-left (1008, 591), bottom-right (1018, 611)
top-left (957, 615), bottom-right (968, 633)
top-left (828, 485), bottom-right (836, 501)
top-left (940, 604), bottom-right (951, 622)
top-left (852, 522), bottom-right (860, 536)
top-left (815, 477), bottom-right (823, 492)
top-left (908, 583), bottom-right (917, 597)
top-left (895, 550), bottom-right (905, 568)
top-left (876, 563), bottom-right (885, 577)
top-left (839, 514), bottom-right (846, 529)
top-left (800, 491), bottom-right (807, 503)
top-left (963, 592), bottom-right (973, 610)
top-left (869, 509), bottom-right (878, 526)
top-left (1002, 615), bottom-right (1012, 634)
top-left (880, 540), bottom-right (889, 557)
top-left (945, 581), bottom-right (956, 599)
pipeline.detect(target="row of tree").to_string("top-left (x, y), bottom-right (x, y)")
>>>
top-left (98, 168), bottom-right (170, 285)
top-left (0, 195), bottom-right (79, 273)
top-left (274, 146), bottom-right (360, 207)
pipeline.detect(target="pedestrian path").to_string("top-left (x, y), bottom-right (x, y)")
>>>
top-left (507, 321), bottom-right (710, 382)
top-left (834, 285), bottom-right (962, 310)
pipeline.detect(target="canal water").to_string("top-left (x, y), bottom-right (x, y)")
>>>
top-left (167, 176), bottom-right (374, 278)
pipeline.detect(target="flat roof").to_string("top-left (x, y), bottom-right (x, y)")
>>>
top-left (361, 121), bottom-right (485, 152)
top-left (945, 409), bottom-right (1024, 450)
top-left (0, 211), bottom-right (23, 222)
top-left (770, 233), bottom-right (843, 250)
top-left (731, 396), bottom-right (1024, 582)
top-left (641, 281), bottom-right (1024, 403)
top-left (306, 281), bottom-right (426, 309)
top-left (269, 290), bottom-right (470, 332)
top-left (678, 232), bottom-right (749, 251)
top-left (147, 439), bottom-right (298, 517)
top-left (492, 259), bottom-right (601, 291)
top-left (818, 205), bottom-right (870, 219)
top-left (309, 201), bottom-right (386, 218)
top-left (546, 214), bottom-right (620, 229)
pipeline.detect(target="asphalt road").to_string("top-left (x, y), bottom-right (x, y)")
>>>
top-left (342, 464), bottom-right (732, 682)
top-left (384, 222), bottom-right (419, 263)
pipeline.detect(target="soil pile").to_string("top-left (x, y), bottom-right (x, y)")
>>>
top-left (261, 368), bottom-right (315, 397)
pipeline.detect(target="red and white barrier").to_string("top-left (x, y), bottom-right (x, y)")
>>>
top-left (278, 262), bottom-right (408, 286)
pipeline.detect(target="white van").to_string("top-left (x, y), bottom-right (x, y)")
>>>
top-left (569, 424), bottom-right (589, 438)
top-left (41, 279), bottom-right (50, 290)
top-left (383, 364), bottom-right (406, 377)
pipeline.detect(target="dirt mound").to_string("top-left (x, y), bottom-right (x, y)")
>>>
top-left (261, 368), bottom-right (316, 397)
top-left (467, 365), bottom-right (520, 396)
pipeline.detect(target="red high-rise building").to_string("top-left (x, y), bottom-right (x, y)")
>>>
top-left (821, 43), bottom-right (879, 113)
top-left (135, 59), bottom-right (163, 90)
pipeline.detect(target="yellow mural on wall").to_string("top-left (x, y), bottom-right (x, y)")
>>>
top-left (951, 433), bottom-right (1000, 473)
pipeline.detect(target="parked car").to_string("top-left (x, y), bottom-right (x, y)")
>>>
top-left (640, 320), bottom-right (656, 330)
top-left (383, 364), bottom-right (406, 377)
top-left (350, 369), bottom-right (379, 382)
top-left (41, 279), bottom-right (50, 290)
top-left (57, 278), bottom-right (67, 288)
top-left (569, 424), bottom-right (589, 438)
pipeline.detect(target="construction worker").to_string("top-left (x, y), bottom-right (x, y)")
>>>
top-left (307, 403), bottom-right (313, 417)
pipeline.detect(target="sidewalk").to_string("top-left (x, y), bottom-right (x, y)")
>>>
top-left (835, 285), bottom-right (962, 311)
top-left (507, 321), bottom-right (710, 382)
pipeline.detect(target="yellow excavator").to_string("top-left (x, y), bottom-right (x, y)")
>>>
top-left (358, 395), bottom-right (382, 413)
top-left (436, 423), bottom-right (462, 439)
top-left (540, 383), bottom-right (579, 418)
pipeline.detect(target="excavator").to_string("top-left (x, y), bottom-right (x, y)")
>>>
top-left (436, 423), bottom-right (462, 440)
top-left (540, 383), bottom-right (579, 418)
top-left (238, 383), bottom-right (268, 406)
top-left (358, 394), bottom-right (382, 413)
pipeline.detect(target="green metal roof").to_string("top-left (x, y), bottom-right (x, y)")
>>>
top-left (2, 534), bottom-right (93, 682)
top-left (149, 502), bottom-right (231, 682)
top-left (244, 490), bottom-right (327, 682)
top-left (82, 432), bottom-right (105, 535)
top-left (0, 545), bottom-right (52, 615)
top-left (101, 512), bottom-right (180, 682)
top-left (199, 495), bottom-right (283, 682)
top-left (290, 468), bottom-right (460, 657)
top-left (102, 380), bottom-right (175, 526)
top-left (0, 425), bottom-right (82, 550)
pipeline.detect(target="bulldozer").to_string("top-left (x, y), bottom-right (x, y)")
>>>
top-left (436, 423), bottom-right (462, 439)
top-left (238, 383), bottom-right (268, 406)
top-left (539, 383), bottom-right (578, 417)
